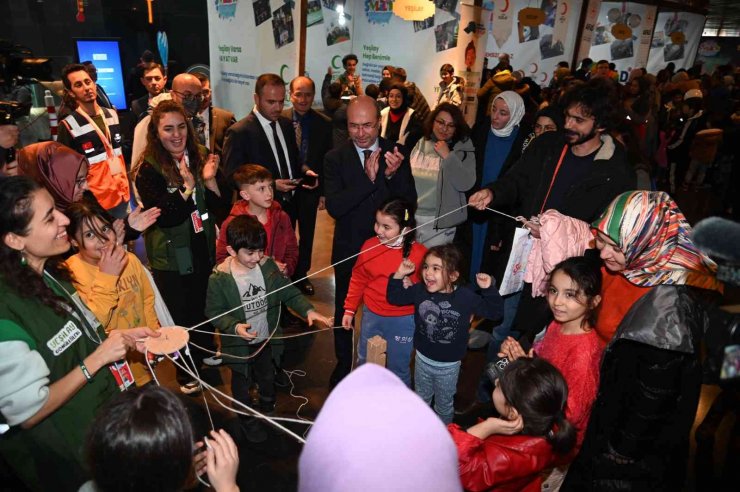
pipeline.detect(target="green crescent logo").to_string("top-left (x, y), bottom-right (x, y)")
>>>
top-left (331, 55), bottom-right (342, 70)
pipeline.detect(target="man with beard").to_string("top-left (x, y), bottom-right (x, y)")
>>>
top-left (465, 78), bottom-right (634, 394)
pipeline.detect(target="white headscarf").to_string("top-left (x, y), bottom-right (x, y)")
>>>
top-left (491, 90), bottom-right (525, 137)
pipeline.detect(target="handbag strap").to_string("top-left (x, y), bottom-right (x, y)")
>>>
top-left (539, 145), bottom-right (569, 214)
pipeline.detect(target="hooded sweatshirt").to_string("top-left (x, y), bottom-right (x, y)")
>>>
top-left (298, 364), bottom-right (462, 492)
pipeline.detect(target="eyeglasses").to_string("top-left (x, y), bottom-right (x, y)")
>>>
top-left (349, 122), bottom-right (377, 132)
top-left (171, 90), bottom-right (204, 102)
top-left (434, 119), bottom-right (456, 130)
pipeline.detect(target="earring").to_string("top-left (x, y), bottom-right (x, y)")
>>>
top-left (20, 252), bottom-right (27, 266)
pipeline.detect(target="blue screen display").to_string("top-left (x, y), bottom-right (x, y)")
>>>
top-left (75, 40), bottom-right (127, 110)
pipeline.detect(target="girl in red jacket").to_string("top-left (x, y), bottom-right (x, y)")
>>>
top-left (341, 198), bottom-right (427, 386)
top-left (449, 357), bottom-right (576, 492)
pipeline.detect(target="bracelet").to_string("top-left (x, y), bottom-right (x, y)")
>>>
top-left (80, 361), bottom-right (93, 384)
top-left (182, 188), bottom-right (193, 197)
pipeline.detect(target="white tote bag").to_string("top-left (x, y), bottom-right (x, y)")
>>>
top-left (498, 227), bottom-right (533, 296)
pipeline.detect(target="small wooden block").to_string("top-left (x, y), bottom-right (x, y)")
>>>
top-left (366, 335), bottom-right (387, 367)
top-left (144, 326), bottom-right (190, 355)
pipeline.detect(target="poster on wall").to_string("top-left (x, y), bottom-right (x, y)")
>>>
top-left (350, 1), bottom-right (488, 126)
top-left (646, 11), bottom-right (706, 74)
top-left (695, 37), bottom-right (740, 74)
top-left (208, 0), bottom-right (302, 119)
top-left (483, 0), bottom-right (584, 88)
top-left (304, 0), bottom-right (355, 107)
top-left (586, 2), bottom-right (657, 81)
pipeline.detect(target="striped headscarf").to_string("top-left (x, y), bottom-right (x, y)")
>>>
top-left (592, 191), bottom-right (722, 292)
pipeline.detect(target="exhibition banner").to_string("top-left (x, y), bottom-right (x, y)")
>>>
top-left (576, 0), bottom-right (601, 63)
top-left (646, 11), bottom-right (706, 74)
top-left (207, 0), bottom-right (302, 119)
top-left (350, 1), bottom-right (488, 126)
top-left (695, 37), bottom-right (740, 74)
top-left (586, 1), bottom-right (658, 82)
top-left (483, 0), bottom-right (584, 88)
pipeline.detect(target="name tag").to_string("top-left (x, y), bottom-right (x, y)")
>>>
top-left (191, 210), bottom-right (204, 233)
top-left (110, 360), bottom-right (136, 390)
top-left (47, 321), bottom-right (82, 356)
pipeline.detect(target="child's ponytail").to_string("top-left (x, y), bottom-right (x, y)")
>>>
top-left (498, 357), bottom-right (577, 456)
top-left (546, 411), bottom-right (577, 455)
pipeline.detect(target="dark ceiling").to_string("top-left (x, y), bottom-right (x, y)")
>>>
top-left (705, 0), bottom-right (740, 35)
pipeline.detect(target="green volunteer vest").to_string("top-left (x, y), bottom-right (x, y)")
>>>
top-left (0, 272), bottom-right (118, 491)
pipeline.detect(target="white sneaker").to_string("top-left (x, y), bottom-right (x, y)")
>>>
top-left (203, 353), bottom-right (223, 366)
top-left (180, 380), bottom-right (202, 395)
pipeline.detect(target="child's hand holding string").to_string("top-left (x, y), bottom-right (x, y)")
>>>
top-left (306, 310), bottom-right (333, 329)
top-left (235, 323), bottom-right (255, 340)
top-left (205, 429), bottom-right (240, 492)
top-left (498, 336), bottom-right (534, 360)
top-left (393, 258), bottom-right (416, 279)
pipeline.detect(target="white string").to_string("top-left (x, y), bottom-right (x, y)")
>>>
top-left (283, 368), bottom-right (312, 439)
top-left (187, 202), bottom-right (476, 331)
top-left (165, 352), bottom-right (307, 444)
top-left (187, 325), bottom-right (344, 338)
top-left (484, 206), bottom-right (521, 222)
top-left (185, 346), bottom-right (215, 432)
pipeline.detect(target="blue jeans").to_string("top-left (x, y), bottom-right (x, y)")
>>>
top-left (477, 290), bottom-right (521, 402)
top-left (357, 307), bottom-right (415, 387)
top-left (414, 352), bottom-right (461, 424)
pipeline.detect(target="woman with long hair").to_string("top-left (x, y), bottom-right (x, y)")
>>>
top-left (409, 102), bottom-right (476, 247)
top-left (133, 99), bottom-right (229, 394)
top-left (0, 176), bottom-right (156, 491)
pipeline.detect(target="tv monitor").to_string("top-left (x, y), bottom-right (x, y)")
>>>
top-left (74, 38), bottom-right (127, 111)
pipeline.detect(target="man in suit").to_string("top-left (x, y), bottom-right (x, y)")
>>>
top-left (282, 76), bottom-right (332, 295)
top-left (193, 73), bottom-right (236, 159)
top-left (222, 73), bottom-right (318, 219)
top-left (131, 62), bottom-right (167, 121)
top-left (324, 95), bottom-right (417, 386)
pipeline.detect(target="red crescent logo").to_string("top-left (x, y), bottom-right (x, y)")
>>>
top-left (561, 2), bottom-right (568, 15)
top-left (540, 72), bottom-right (548, 83)
top-left (530, 63), bottom-right (538, 73)
top-left (501, 0), bottom-right (510, 13)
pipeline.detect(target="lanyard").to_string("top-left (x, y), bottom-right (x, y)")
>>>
top-left (44, 270), bottom-right (104, 345)
top-left (539, 145), bottom-right (569, 214)
top-left (75, 107), bottom-right (114, 160)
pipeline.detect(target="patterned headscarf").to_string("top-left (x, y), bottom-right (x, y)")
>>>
top-left (592, 191), bottom-right (722, 292)
top-left (491, 90), bottom-right (525, 137)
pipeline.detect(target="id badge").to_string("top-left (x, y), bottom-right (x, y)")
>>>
top-left (109, 360), bottom-right (135, 390)
top-left (191, 210), bottom-right (204, 233)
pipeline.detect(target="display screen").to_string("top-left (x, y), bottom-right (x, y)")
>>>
top-left (75, 39), bottom-right (127, 110)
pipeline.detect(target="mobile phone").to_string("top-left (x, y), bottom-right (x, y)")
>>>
top-left (290, 177), bottom-right (303, 185)
top-left (302, 174), bottom-right (317, 187)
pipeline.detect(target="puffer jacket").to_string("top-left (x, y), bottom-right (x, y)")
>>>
top-left (563, 285), bottom-right (716, 492)
top-left (523, 210), bottom-right (593, 297)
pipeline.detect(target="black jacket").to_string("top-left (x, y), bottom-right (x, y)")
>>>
top-left (563, 285), bottom-right (715, 491)
top-left (487, 131), bottom-right (636, 222)
top-left (324, 137), bottom-right (417, 263)
top-left (281, 107), bottom-right (333, 194)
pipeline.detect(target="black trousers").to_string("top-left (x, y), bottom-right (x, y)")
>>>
top-left (294, 188), bottom-right (320, 280)
top-left (229, 344), bottom-right (275, 408)
top-left (152, 269), bottom-right (215, 383)
top-left (333, 260), bottom-right (355, 370)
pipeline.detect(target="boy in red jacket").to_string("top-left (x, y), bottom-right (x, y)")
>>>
top-left (216, 164), bottom-right (299, 386)
top-left (216, 164), bottom-right (298, 275)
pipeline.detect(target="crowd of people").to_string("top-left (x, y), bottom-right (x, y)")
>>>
top-left (0, 46), bottom-right (737, 492)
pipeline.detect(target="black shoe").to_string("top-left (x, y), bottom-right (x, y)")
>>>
top-left (240, 417), bottom-right (268, 443)
top-left (298, 279), bottom-right (315, 296)
top-left (275, 367), bottom-right (290, 388)
top-left (259, 399), bottom-right (276, 414)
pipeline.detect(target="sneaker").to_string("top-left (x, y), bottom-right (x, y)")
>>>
top-left (203, 354), bottom-right (223, 366)
top-left (179, 380), bottom-right (202, 395)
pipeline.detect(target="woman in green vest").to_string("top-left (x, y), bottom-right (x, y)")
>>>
top-left (0, 176), bottom-right (157, 491)
top-left (133, 99), bottom-right (228, 394)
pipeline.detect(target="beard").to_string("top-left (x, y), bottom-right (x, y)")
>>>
top-left (564, 126), bottom-right (599, 145)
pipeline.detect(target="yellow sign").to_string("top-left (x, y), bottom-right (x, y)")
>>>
top-left (670, 31), bottom-right (686, 45)
top-left (392, 0), bottom-right (436, 21)
top-left (518, 8), bottom-right (545, 27)
top-left (611, 23), bottom-right (633, 41)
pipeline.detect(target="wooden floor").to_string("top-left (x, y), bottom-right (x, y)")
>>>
top-left (144, 195), bottom-right (737, 491)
